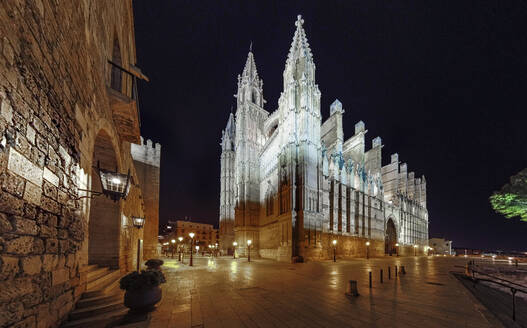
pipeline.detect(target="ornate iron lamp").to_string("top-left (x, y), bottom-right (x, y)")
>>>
top-left (132, 216), bottom-right (145, 229)
top-left (98, 163), bottom-right (131, 201)
top-left (132, 216), bottom-right (145, 272)
top-left (78, 161), bottom-right (131, 201)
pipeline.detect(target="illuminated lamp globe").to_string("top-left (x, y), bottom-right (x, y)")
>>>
top-left (132, 217), bottom-right (145, 229)
top-left (97, 162), bottom-right (131, 202)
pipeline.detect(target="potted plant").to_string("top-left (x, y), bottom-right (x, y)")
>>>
top-left (145, 259), bottom-right (164, 271)
top-left (119, 270), bottom-right (166, 312)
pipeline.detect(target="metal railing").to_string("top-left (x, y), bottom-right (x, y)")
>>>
top-left (467, 261), bottom-right (527, 321)
top-left (108, 60), bottom-right (141, 127)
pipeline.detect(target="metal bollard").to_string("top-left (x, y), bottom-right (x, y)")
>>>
top-left (395, 265), bottom-right (398, 277)
top-left (511, 288), bottom-right (517, 321)
top-left (388, 266), bottom-right (391, 280)
top-left (380, 269), bottom-right (383, 283)
top-left (345, 280), bottom-right (359, 297)
top-left (369, 271), bottom-right (372, 288)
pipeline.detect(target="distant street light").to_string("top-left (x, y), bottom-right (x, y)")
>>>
top-left (366, 241), bottom-right (371, 259)
top-left (414, 244), bottom-right (418, 256)
top-left (189, 232), bottom-right (195, 266)
top-left (233, 241), bottom-right (238, 259)
top-left (171, 239), bottom-right (176, 258)
top-left (247, 240), bottom-right (252, 262)
top-left (332, 239), bottom-right (337, 262)
top-left (178, 237), bottom-right (183, 261)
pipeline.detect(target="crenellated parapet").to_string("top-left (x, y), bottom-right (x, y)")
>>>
top-left (131, 136), bottom-right (161, 168)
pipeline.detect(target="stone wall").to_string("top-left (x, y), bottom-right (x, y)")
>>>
top-left (131, 138), bottom-right (161, 260)
top-left (0, 0), bottom-right (145, 327)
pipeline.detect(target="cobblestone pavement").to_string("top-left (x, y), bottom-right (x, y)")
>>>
top-left (140, 256), bottom-right (498, 328)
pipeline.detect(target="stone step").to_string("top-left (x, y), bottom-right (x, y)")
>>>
top-left (69, 300), bottom-right (126, 321)
top-left (61, 308), bottom-right (129, 328)
top-left (86, 267), bottom-right (110, 283)
top-left (83, 271), bottom-right (122, 299)
top-left (80, 264), bottom-right (99, 273)
top-left (86, 269), bottom-right (121, 292)
top-left (75, 292), bottom-right (123, 309)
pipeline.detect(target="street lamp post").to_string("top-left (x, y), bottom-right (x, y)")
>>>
top-left (178, 237), bottom-right (183, 261)
top-left (414, 244), bottom-right (418, 256)
top-left (233, 241), bottom-right (238, 259)
top-left (247, 240), bottom-right (252, 262)
top-left (366, 241), bottom-right (371, 259)
top-left (132, 217), bottom-right (145, 272)
top-left (189, 232), bottom-right (195, 266)
top-left (332, 239), bottom-right (337, 262)
top-left (171, 239), bottom-right (176, 258)
top-left (395, 243), bottom-right (399, 257)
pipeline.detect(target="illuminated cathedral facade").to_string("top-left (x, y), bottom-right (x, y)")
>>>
top-left (219, 16), bottom-right (429, 261)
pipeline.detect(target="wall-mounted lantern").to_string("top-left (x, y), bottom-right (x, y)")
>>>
top-left (132, 216), bottom-right (145, 229)
top-left (132, 216), bottom-right (145, 272)
top-left (78, 161), bottom-right (131, 202)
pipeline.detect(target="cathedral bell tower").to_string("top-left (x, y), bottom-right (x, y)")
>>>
top-left (233, 48), bottom-right (267, 254)
top-left (277, 15), bottom-right (322, 260)
top-left (219, 113), bottom-right (235, 254)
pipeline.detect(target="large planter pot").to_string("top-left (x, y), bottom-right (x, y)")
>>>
top-left (124, 286), bottom-right (162, 313)
top-left (145, 259), bottom-right (164, 271)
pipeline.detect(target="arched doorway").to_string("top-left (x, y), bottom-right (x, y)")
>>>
top-left (88, 130), bottom-right (121, 269)
top-left (385, 218), bottom-right (397, 256)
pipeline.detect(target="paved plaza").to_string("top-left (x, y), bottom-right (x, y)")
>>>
top-left (130, 256), bottom-right (501, 328)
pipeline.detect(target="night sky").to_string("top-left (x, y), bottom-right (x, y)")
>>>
top-left (132, 1), bottom-right (527, 251)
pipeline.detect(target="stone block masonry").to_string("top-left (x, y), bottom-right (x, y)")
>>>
top-left (0, 1), bottom-right (149, 327)
top-left (131, 137), bottom-right (161, 260)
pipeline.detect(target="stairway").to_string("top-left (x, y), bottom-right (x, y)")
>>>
top-left (62, 265), bottom-right (128, 328)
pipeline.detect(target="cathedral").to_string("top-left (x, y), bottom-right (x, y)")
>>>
top-left (219, 16), bottom-right (429, 262)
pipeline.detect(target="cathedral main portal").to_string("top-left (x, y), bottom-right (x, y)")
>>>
top-left (385, 219), bottom-right (397, 256)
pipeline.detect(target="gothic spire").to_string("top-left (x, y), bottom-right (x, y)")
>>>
top-left (237, 45), bottom-right (264, 107)
top-left (241, 46), bottom-right (260, 83)
top-left (286, 15), bottom-right (313, 67)
top-left (225, 112), bottom-right (235, 138)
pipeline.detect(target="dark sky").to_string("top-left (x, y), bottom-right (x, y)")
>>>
top-left (133, 1), bottom-right (527, 251)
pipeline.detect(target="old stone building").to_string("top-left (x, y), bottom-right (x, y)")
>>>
top-left (131, 137), bottom-right (161, 260)
top-left (219, 16), bottom-right (429, 261)
top-left (0, 1), bottom-right (159, 327)
top-left (165, 219), bottom-right (219, 249)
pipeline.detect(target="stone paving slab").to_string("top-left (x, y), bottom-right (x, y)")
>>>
top-left (135, 256), bottom-right (497, 328)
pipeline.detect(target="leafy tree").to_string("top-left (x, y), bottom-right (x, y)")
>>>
top-left (490, 168), bottom-right (527, 221)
